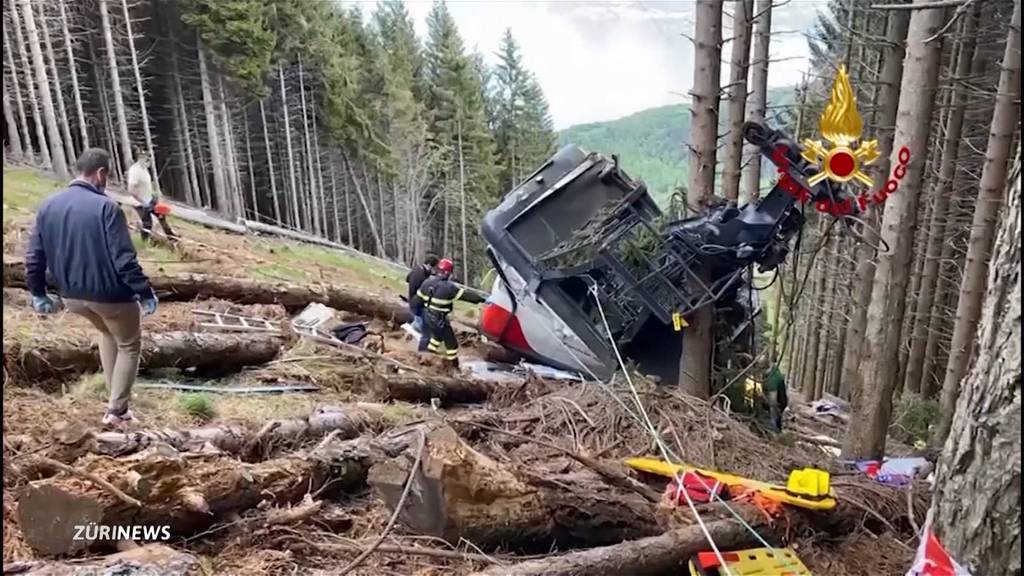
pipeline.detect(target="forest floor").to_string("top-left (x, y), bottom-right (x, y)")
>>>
top-left (2, 166), bottom-right (924, 575)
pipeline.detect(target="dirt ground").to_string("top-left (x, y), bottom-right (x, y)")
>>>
top-left (2, 166), bottom-right (921, 575)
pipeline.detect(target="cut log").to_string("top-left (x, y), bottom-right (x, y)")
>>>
top-left (4, 331), bottom-right (282, 387)
top-left (469, 515), bottom-right (773, 576)
top-left (378, 373), bottom-right (500, 405)
top-left (9, 544), bottom-right (199, 576)
top-left (4, 258), bottom-right (411, 324)
top-left (367, 425), bottom-right (662, 552)
top-left (16, 437), bottom-right (380, 556)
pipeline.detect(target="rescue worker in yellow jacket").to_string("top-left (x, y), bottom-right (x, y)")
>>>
top-left (415, 258), bottom-right (465, 364)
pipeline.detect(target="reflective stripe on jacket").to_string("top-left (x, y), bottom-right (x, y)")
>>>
top-left (416, 276), bottom-right (465, 314)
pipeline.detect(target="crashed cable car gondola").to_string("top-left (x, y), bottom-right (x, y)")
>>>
top-left (478, 121), bottom-right (861, 384)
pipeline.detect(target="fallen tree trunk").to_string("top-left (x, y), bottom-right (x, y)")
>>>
top-left (4, 331), bottom-right (282, 387)
top-left (368, 425), bottom-right (663, 552)
top-left (6, 544), bottom-right (200, 576)
top-left (469, 514), bottom-right (774, 576)
top-left (10, 403), bottom-right (393, 471)
top-left (17, 438), bottom-right (380, 556)
top-left (4, 259), bottom-right (411, 324)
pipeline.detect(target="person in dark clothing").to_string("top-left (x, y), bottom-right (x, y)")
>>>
top-left (763, 363), bottom-right (789, 431)
top-left (415, 258), bottom-right (467, 364)
top-left (26, 148), bottom-right (157, 426)
top-left (405, 254), bottom-right (439, 333)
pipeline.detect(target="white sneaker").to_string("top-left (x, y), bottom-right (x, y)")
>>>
top-left (102, 409), bottom-right (135, 426)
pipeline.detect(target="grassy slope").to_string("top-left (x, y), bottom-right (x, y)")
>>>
top-left (558, 86), bottom-right (797, 206)
top-left (3, 167), bottom-right (432, 307)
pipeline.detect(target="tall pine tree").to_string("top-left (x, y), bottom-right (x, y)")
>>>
top-left (424, 1), bottom-right (497, 278)
top-left (492, 29), bottom-right (554, 191)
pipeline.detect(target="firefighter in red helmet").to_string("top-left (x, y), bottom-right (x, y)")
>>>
top-left (415, 258), bottom-right (466, 365)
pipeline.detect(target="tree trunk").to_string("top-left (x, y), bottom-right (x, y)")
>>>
top-left (58, 0), bottom-right (89, 150)
top-left (368, 425), bottom-right (662, 552)
top-left (10, 0), bottom-right (50, 169)
top-left (928, 156), bottom-right (1020, 576)
top-left (98, 0), bottom-right (132, 176)
top-left (121, 0), bottom-right (156, 181)
top-left (311, 99), bottom-right (329, 238)
top-left (167, 77), bottom-right (192, 205)
top-left (297, 56), bottom-right (321, 237)
top-left (4, 331), bottom-right (282, 386)
top-left (20, 0), bottom-right (68, 178)
top-left (342, 153), bottom-right (354, 244)
top-left (375, 170), bottom-right (387, 255)
top-left (896, 193), bottom-right (932, 396)
top-left (842, 3), bottom-right (948, 460)
top-left (687, 0), bottom-right (723, 210)
top-left (10, 545), bottom-right (199, 575)
top-left (3, 85), bottom-right (23, 158)
top-left (813, 241), bottom-right (838, 400)
top-left (921, 147), bottom-right (976, 398)
top-left (4, 27), bottom-right (32, 161)
top-left (171, 47), bottom-right (201, 207)
top-left (218, 77), bottom-right (244, 218)
top-left (379, 373), bottom-right (505, 405)
top-left (6, 261), bottom-right (413, 325)
top-left (458, 118), bottom-right (469, 284)
top-left (470, 518), bottom-right (771, 576)
top-left (721, 0), bottom-right (753, 202)
top-left (91, 37), bottom-right (123, 181)
top-left (16, 438), bottom-right (378, 556)
top-left (799, 220), bottom-right (828, 397)
top-left (838, 9), bottom-right (909, 401)
top-left (932, 0), bottom-right (1021, 446)
top-left (902, 12), bottom-right (979, 397)
top-left (345, 155), bottom-right (386, 257)
top-left (197, 41), bottom-right (229, 214)
top-left (244, 109), bottom-right (257, 217)
top-left (680, 0), bottom-right (723, 399)
top-left (260, 98), bottom-right (282, 224)
top-left (26, 404), bottom-right (389, 466)
top-left (38, 0), bottom-right (76, 164)
top-left (279, 64), bottom-right (301, 228)
top-left (741, 0), bottom-right (772, 201)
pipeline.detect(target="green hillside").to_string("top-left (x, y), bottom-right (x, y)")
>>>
top-left (559, 87), bottom-right (796, 206)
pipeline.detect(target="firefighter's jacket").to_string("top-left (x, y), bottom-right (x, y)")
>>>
top-left (416, 275), bottom-right (466, 316)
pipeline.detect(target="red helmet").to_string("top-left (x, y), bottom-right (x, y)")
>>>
top-left (436, 258), bottom-right (454, 275)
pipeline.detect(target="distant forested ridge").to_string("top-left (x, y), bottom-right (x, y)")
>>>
top-left (558, 86), bottom-right (796, 206)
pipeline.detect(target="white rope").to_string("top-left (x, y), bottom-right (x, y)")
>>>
top-left (511, 286), bottom-right (644, 424)
top-left (589, 283), bottom-right (806, 573)
top-left (588, 283), bottom-right (734, 575)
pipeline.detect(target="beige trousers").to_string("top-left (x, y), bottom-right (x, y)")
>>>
top-left (65, 299), bottom-right (142, 414)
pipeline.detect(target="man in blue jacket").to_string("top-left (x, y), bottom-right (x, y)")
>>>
top-left (26, 148), bottom-right (159, 426)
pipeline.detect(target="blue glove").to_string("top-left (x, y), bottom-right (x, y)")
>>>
top-left (140, 294), bottom-right (158, 317)
top-left (31, 295), bottom-right (56, 314)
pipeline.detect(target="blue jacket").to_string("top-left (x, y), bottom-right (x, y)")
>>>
top-left (25, 180), bottom-right (153, 303)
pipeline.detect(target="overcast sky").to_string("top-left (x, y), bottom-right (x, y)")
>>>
top-left (349, 1), bottom-right (827, 130)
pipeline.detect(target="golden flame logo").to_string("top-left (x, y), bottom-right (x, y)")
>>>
top-left (802, 65), bottom-right (879, 188)
top-left (819, 66), bottom-right (862, 146)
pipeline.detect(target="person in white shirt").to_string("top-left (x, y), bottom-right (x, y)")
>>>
top-left (127, 152), bottom-right (175, 242)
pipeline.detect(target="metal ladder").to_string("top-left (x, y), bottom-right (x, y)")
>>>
top-left (192, 310), bottom-right (282, 335)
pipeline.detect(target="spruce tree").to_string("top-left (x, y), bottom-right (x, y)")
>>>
top-left (492, 29), bottom-right (554, 190)
top-left (182, 0), bottom-right (276, 95)
top-left (424, 1), bottom-right (498, 275)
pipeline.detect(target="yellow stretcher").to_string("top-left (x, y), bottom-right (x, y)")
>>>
top-left (688, 547), bottom-right (812, 576)
top-left (623, 457), bottom-right (837, 511)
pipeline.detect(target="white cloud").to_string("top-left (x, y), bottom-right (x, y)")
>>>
top-left (346, 0), bottom-right (826, 129)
